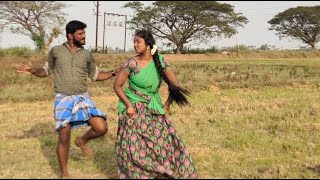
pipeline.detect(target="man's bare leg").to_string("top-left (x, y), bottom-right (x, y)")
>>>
top-left (75, 117), bottom-right (107, 159)
top-left (56, 124), bottom-right (71, 179)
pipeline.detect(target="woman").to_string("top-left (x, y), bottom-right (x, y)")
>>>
top-left (113, 29), bottom-right (198, 179)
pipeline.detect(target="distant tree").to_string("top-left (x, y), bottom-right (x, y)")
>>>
top-left (123, 1), bottom-right (248, 54)
top-left (0, 1), bottom-right (68, 51)
top-left (259, 44), bottom-right (270, 50)
top-left (268, 6), bottom-right (320, 49)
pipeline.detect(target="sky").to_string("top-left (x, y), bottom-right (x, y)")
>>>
top-left (0, 1), bottom-right (320, 50)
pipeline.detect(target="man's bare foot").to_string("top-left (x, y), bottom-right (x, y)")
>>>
top-left (75, 137), bottom-right (93, 160)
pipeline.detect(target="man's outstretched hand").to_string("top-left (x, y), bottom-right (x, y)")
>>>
top-left (15, 63), bottom-right (33, 75)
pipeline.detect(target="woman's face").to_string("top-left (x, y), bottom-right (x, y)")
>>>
top-left (134, 35), bottom-right (148, 54)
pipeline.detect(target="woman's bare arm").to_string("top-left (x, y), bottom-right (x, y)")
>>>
top-left (113, 68), bottom-right (135, 117)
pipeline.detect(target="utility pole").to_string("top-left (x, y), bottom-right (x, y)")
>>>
top-left (236, 36), bottom-right (239, 53)
top-left (93, 1), bottom-right (100, 50)
top-left (124, 15), bottom-right (127, 52)
top-left (103, 12), bottom-right (106, 53)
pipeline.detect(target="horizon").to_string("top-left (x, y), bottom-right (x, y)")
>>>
top-left (0, 1), bottom-right (319, 50)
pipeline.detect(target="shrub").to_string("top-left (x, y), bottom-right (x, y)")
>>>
top-left (0, 49), bottom-right (4, 57)
top-left (0, 47), bottom-right (35, 58)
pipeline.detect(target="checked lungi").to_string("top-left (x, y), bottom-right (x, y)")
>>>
top-left (54, 92), bottom-right (107, 131)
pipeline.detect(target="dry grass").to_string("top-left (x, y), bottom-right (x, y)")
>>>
top-left (1, 52), bottom-right (320, 178)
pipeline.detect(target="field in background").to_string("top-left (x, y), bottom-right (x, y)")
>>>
top-left (1, 51), bottom-right (320, 178)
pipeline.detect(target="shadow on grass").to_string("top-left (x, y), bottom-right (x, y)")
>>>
top-left (11, 123), bottom-right (59, 177)
top-left (90, 135), bottom-right (118, 179)
top-left (11, 122), bottom-right (118, 178)
top-left (306, 164), bottom-right (320, 176)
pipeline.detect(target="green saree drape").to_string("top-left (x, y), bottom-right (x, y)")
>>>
top-left (118, 59), bottom-right (165, 114)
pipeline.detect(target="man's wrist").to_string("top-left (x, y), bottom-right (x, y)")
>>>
top-left (30, 68), bottom-right (37, 75)
top-left (111, 69), bottom-right (116, 76)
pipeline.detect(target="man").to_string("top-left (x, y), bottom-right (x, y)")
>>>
top-left (16, 20), bottom-right (121, 178)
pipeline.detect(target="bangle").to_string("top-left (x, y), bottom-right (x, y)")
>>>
top-left (111, 69), bottom-right (116, 76)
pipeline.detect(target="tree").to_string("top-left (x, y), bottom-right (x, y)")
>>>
top-left (0, 1), bottom-right (68, 51)
top-left (123, 1), bottom-right (248, 54)
top-left (259, 44), bottom-right (270, 50)
top-left (268, 6), bottom-right (320, 49)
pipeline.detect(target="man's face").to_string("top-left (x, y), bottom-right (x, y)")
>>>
top-left (72, 29), bottom-right (86, 46)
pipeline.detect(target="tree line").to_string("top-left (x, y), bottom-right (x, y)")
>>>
top-left (0, 1), bottom-right (319, 53)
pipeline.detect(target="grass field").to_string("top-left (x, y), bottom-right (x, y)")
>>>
top-left (1, 53), bottom-right (320, 178)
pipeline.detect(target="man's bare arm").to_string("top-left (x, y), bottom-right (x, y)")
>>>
top-left (95, 66), bottom-right (122, 81)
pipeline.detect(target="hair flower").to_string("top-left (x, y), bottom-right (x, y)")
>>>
top-left (151, 45), bottom-right (157, 55)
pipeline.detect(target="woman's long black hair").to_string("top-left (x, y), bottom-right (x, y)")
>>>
top-left (135, 29), bottom-right (190, 107)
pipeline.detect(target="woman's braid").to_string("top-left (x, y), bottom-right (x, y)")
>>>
top-left (152, 48), bottom-right (190, 107)
top-left (135, 29), bottom-right (190, 107)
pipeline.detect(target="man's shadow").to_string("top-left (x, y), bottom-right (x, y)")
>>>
top-left (11, 122), bottom-right (118, 178)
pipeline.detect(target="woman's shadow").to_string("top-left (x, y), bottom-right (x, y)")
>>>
top-left (13, 122), bottom-right (118, 178)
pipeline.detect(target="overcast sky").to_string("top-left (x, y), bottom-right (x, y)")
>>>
top-left (0, 1), bottom-right (319, 50)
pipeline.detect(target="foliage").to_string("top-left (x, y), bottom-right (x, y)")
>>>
top-left (123, 1), bottom-right (248, 54)
top-left (184, 46), bottom-right (220, 54)
top-left (32, 33), bottom-right (45, 51)
top-left (259, 44), bottom-right (270, 50)
top-left (268, 5), bottom-right (320, 49)
top-left (159, 46), bottom-right (220, 54)
top-left (0, 49), bottom-right (4, 57)
top-left (0, 1), bottom-right (68, 51)
top-left (220, 44), bottom-right (251, 52)
top-left (0, 46), bottom-right (35, 58)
